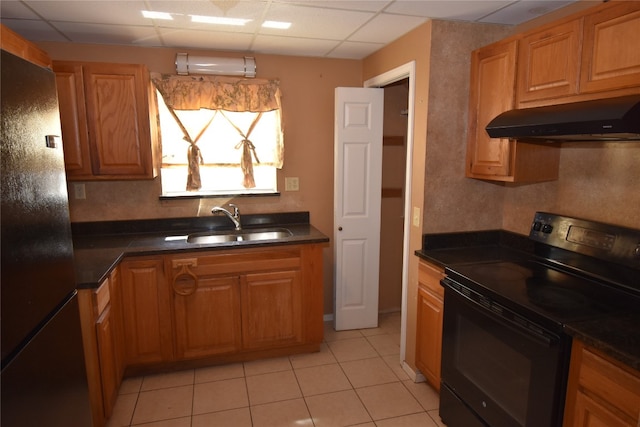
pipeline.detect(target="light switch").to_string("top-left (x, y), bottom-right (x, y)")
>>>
top-left (412, 206), bottom-right (420, 227)
top-left (285, 177), bottom-right (299, 191)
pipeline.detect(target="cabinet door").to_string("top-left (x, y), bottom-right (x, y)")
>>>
top-left (580, 2), bottom-right (640, 95)
top-left (241, 270), bottom-right (302, 349)
top-left (53, 62), bottom-right (93, 178)
top-left (173, 275), bottom-right (242, 359)
top-left (82, 63), bottom-right (155, 177)
top-left (517, 19), bottom-right (582, 104)
top-left (95, 305), bottom-right (118, 419)
top-left (120, 257), bottom-right (172, 365)
top-left (416, 286), bottom-right (443, 392)
top-left (466, 40), bottom-right (517, 178)
top-left (571, 391), bottom-right (633, 427)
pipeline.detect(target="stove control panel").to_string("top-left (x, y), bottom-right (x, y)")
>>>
top-left (530, 212), bottom-right (640, 269)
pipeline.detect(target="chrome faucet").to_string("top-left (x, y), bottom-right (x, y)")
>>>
top-left (211, 204), bottom-right (241, 230)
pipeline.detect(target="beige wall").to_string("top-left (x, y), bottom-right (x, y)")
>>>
top-left (363, 19), bottom-right (511, 371)
top-left (38, 41), bottom-right (363, 317)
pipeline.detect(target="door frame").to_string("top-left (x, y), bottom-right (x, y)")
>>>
top-left (364, 61), bottom-right (416, 363)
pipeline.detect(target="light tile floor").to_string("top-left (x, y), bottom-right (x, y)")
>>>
top-left (106, 312), bottom-right (446, 427)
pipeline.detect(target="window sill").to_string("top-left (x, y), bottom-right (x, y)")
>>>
top-left (159, 191), bottom-right (281, 201)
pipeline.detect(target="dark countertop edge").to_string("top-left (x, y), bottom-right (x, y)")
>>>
top-left (414, 229), bottom-right (639, 373)
top-left (72, 213), bottom-right (329, 289)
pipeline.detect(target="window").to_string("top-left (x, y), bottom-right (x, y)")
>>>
top-left (152, 74), bottom-right (283, 197)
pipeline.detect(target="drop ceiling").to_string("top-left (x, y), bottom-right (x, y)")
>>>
top-left (1, 0), bottom-right (581, 59)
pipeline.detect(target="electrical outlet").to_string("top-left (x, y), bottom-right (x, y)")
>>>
top-left (412, 206), bottom-right (420, 227)
top-left (74, 183), bottom-right (86, 200)
top-left (285, 177), bottom-right (299, 191)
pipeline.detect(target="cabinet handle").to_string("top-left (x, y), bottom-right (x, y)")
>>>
top-left (172, 264), bottom-right (198, 296)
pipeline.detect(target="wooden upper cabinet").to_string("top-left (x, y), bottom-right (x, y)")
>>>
top-left (466, 40), bottom-right (517, 179)
top-left (52, 61), bottom-right (160, 180)
top-left (54, 62), bottom-right (92, 176)
top-left (517, 19), bottom-right (582, 105)
top-left (467, 39), bottom-right (560, 183)
top-left (580, 1), bottom-right (640, 95)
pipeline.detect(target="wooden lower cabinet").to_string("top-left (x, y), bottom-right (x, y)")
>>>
top-left (168, 246), bottom-right (310, 357)
top-left (415, 259), bottom-right (445, 392)
top-left (80, 243), bottom-right (323, 425)
top-left (173, 274), bottom-right (242, 359)
top-left (563, 339), bottom-right (640, 427)
top-left (242, 270), bottom-right (302, 349)
top-left (77, 268), bottom-right (124, 427)
top-left (119, 257), bottom-right (173, 366)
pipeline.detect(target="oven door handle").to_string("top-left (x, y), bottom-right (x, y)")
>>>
top-left (442, 278), bottom-right (560, 347)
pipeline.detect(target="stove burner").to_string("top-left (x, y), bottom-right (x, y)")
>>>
top-left (526, 284), bottom-right (590, 312)
top-left (472, 264), bottom-right (530, 281)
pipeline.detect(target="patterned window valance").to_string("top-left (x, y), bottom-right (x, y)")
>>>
top-left (151, 73), bottom-right (283, 191)
top-left (151, 73), bottom-right (281, 112)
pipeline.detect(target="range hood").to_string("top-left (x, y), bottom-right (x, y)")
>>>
top-left (486, 94), bottom-right (640, 141)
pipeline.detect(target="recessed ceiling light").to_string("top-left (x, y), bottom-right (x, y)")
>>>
top-left (190, 15), bottom-right (251, 26)
top-left (262, 21), bottom-right (291, 29)
top-left (141, 10), bottom-right (173, 20)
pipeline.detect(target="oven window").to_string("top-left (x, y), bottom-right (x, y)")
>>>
top-left (441, 285), bottom-right (568, 427)
top-left (457, 315), bottom-right (531, 425)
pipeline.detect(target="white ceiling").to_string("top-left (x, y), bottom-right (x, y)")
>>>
top-left (1, 0), bottom-right (579, 59)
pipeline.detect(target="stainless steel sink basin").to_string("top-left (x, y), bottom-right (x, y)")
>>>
top-left (186, 227), bottom-right (293, 244)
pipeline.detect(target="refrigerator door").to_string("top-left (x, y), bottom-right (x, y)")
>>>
top-left (1, 50), bottom-right (77, 364)
top-left (1, 293), bottom-right (93, 427)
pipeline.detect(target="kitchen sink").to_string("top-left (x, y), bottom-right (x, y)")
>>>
top-left (186, 227), bottom-right (293, 244)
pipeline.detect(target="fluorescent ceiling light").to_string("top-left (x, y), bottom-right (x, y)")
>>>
top-left (141, 10), bottom-right (173, 20)
top-left (191, 15), bottom-right (251, 26)
top-left (262, 20), bottom-right (291, 29)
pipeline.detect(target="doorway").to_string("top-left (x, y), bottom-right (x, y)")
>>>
top-left (365, 62), bottom-right (416, 363)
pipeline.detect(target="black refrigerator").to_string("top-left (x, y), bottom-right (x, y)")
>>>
top-left (1, 50), bottom-right (93, 426)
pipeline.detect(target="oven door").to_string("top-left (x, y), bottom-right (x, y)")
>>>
top-left (440, 278), bottom-right (570, 427)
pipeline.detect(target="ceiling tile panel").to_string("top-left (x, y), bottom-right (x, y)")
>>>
top-left (349, 13), bottom-right (426, 44)
top-left (385, 0), bottom-right (512, 21)
top-left (160, 29), bottom-right (255, 51)
top-left (480, 0), bottom-right (575, 24)
top-left (0, 1), bottom-right (41, 19)
top-left (262, 3), bottom-right (374, 39)
top-left (0, 18), bottom-right (69, 42)
top-left (253, 34), bottom-right (340, 57)
top-left (273, 1), bottom-right (388, 13)
top-left (328, 41), bottom-right (385, 59)
top-left (53, 22), bottom-right (159, 45)
top-left (23, 1), bottom-right (150, 26)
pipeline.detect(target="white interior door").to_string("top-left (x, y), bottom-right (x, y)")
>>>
top-left (334, 87), bottom-right (384, 331)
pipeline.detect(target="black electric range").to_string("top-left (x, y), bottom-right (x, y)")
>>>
top-left (439, 212), bottom-right (640, 427)
top-left (445, 212), bottom-right (640, 332)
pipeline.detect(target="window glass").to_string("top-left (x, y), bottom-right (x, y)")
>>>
top-left (157, 90), bottom-right (278, 196)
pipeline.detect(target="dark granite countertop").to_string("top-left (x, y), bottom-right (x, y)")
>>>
top-left (72, 212), bottom-right (329, 289)
top-left (415, 229), bottom-right (534, 268)
top-left (414, 229), bottom-right (639, 372)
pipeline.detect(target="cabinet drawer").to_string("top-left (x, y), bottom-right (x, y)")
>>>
top-left (171, 247), bottom-right (302, 277)
top-left (94, 277), bottom-right (110, 316)
top-left (418, 260), bottom-right (445, 298)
